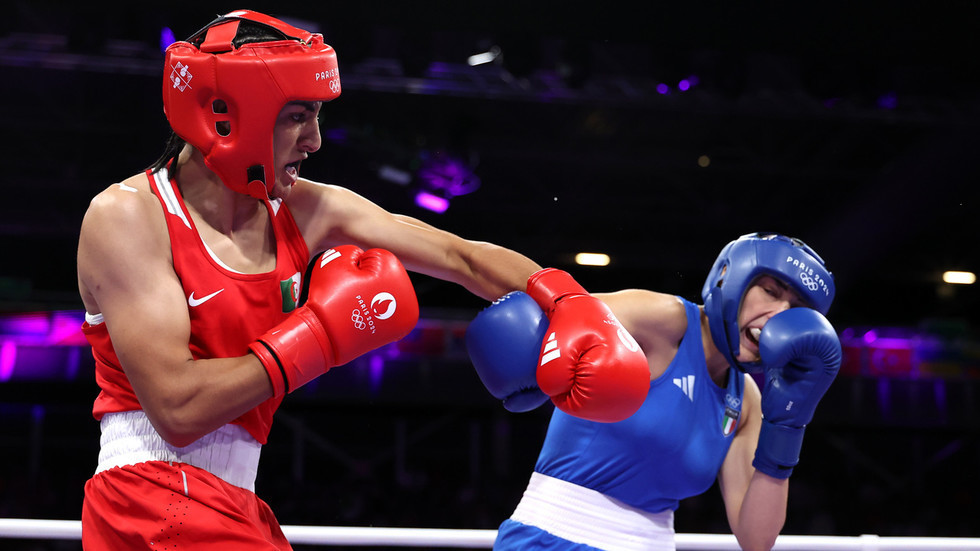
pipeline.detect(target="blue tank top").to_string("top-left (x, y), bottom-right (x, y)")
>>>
top-left (534, 297), bottom-right (745, 513)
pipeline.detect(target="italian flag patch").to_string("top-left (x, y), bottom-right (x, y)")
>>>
top-left (722, 406), bottom-right (739, 436)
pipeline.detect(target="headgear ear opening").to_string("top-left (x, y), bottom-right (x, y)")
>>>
top-left (701, 232), bottom-right (835, 372)
top-left (162, 10), bottom-right (341, 199)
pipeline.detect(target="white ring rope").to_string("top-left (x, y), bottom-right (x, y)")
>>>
top-left (1, 519), bottom-right (979, 549)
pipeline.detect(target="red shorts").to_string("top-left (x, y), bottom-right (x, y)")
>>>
top-left (82, 461), bottom-right (291, 550)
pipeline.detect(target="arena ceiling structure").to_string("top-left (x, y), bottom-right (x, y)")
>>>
top-left (1, 0), bottom-right (977, 332)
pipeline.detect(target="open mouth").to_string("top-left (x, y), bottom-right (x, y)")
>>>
top-left (746, 327), bottom-right (762, 347)
top-left (284, 160), bottom-right (302, 183)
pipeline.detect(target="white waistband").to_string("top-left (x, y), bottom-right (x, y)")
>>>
top-left (96, 410), bottom-right (261, 492)
top-left (511, 472), bottom-right (675, 551)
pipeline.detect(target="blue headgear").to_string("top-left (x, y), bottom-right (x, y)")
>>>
top-left (701, 232), bottom-right (835, 372)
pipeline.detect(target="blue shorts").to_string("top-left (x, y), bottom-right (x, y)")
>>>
top-left (494, 519), bottom-right (601, 550)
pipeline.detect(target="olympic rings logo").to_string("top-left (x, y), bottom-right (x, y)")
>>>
top-left (799, 272), bottom-right (820, 291)
top-left (725, 393), bottom-right (742, 409)
top-left (351, 310), bottom-right (366, 330)
top-left (329, 79), bottom-right (341, 94)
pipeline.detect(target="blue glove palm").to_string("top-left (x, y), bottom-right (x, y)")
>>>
top-left (754, 308), bottom-right (841, 478)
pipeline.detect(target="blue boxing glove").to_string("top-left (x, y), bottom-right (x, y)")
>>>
top-left (465, 292), bottom-right (550, 413)
top-left (753, 308), bottom-right (841, 479)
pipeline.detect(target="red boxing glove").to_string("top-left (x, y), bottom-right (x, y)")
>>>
top-left (250, 246), bottom-right (419, 397)
top-left (526, 268), bottom-right (650, 423)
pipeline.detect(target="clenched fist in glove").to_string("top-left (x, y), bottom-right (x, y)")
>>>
top-left (465, 291), bottom-right (551, 413)
top-left (753, 307), bottom-right (841, 478)
top-left (526, 268), bottom-right (650, 423)
top-left (250, 245), bottom-right (419, 397)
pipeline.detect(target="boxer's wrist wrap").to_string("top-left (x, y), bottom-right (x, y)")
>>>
top-left (753, 420), bottom-right (806, 479)
top-left (249, 340), bottom-right (289, 397)
top-left (526, 268), bottom-right (588, 315)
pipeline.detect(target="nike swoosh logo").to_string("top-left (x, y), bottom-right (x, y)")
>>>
top-left (188, 289), bottom-right (225, 307)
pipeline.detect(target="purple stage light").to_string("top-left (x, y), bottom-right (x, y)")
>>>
top-left (415, 191), bottom-right (450, 213)
top-left (160, 27), bottom-right (176, 52)
top-left (656, 83), bottom-right (670, 95)
top-left (877, 92), bottom-right (898, 110)
top-left (411, 152), bottom-right (482, 213)
top-left (0, 311), bottom-right (88, 382)
top-left (322, 127), bottom-right (349, 145)
top-left (839, 324), bottom-right (980, 380)
top-left (1, 340), bottom-right (15, 382)
top-left (0, 312), bottom-right (48, 336)
top-left (416, 155), bottom-right (481, 198)
top-left (0, 311), bottom-right (86, 344)
top-left (369, 353), bottom-right (385, 392)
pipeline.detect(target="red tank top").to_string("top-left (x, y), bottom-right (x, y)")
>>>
top-left (83, 168), bottom-right (311, 444)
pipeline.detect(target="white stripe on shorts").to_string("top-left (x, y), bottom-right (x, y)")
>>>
top-left (96, 410), bottom-right (261, 492)
top-left (510, 472), bottom-right (676, 551)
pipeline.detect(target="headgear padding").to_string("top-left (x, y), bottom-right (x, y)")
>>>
top-left (701, 232), bottom-right (835, 372)
top-left (163, 10), bottom-right (341, 199)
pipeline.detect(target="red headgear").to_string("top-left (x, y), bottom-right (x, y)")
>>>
top-left (162, 10), bottom-right (341, 199)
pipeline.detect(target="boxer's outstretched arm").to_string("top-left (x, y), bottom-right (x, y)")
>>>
top-left (287, 181), bottom-right (542, 301)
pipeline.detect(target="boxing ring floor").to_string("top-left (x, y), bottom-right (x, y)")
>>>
top-left (2, 519), bottom-right (980, 549)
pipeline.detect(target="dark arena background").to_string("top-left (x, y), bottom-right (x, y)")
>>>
top-left (1, 1), bottom-right (978, 549)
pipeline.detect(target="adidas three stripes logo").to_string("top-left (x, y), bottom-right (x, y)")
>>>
top-left (674, 375), bottom-right (695, 401)
top-left (540, 332), bottom-right (561, 366)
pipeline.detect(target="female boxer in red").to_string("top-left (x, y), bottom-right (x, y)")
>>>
top-left (75, 10), bottom-right (542, 550)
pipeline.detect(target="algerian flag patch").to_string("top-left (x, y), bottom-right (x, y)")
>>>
top-left (280, 272), bottom-right (302, 312)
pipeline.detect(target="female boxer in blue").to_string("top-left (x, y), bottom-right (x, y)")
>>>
top-left (466, 232), bottom-right (842, 551)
